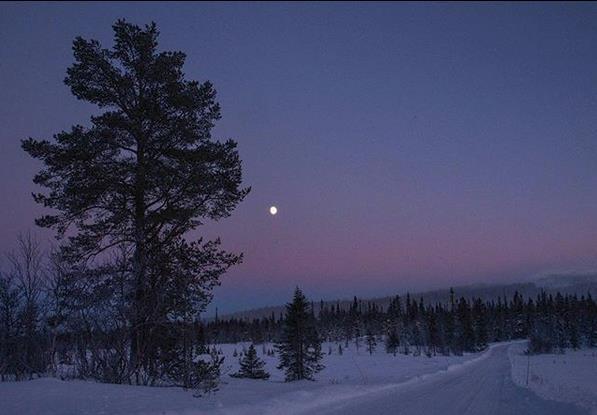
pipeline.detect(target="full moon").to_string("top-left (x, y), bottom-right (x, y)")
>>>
top-left (269, 206), bottom-right (278, 215)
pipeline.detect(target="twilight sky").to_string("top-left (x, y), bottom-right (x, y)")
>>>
top-left (1, 2), bottom-right (597, 313)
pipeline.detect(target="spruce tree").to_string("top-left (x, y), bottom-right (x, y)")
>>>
top-left (454, 297), bottom-right (475, 354)
top-left (472, 298), bottom-right (488, 350)
top-left (230, 344), bottom-right (270, 380)
top-left (276, 287), bottom-right (324, 381)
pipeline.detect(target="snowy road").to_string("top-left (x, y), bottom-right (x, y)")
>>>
top-left (314, 343), bottom-right (588, 415)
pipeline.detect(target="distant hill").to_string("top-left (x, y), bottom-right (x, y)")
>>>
top-left (219, 273), bottom-right (597, 321)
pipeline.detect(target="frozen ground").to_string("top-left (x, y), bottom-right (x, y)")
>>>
top-left (509, 342), bottom-right (597, 414)
top-left (316, 342), bottom-right (588, 415)
top-left (0, 341), bottom-right (594, 414)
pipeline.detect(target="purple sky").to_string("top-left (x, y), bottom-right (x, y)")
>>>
top-left (1, 3), bottom-right (597, 313)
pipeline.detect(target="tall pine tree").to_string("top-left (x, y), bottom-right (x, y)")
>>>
top-left (21, 20), bottom-right (249, 383)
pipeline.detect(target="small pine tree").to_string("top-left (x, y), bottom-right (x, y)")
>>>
top-left (230, 344), bottom-right (270, 380)
top-left (276, 287), bottom-right (324, 381)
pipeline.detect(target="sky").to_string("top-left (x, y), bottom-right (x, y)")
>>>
top-left (1, 2), bottom-right (597, 314)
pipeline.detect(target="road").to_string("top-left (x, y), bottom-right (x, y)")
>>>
top-left (316, 343), bottom-right (588, 415)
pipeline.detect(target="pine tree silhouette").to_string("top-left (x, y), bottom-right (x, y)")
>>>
top-left (230, 344), bottom-right (270, 379)
top-left (276, 287), bottom-right (324, 381)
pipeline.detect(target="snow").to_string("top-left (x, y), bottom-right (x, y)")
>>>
top-left (308, 342), bottom-right (588, 415)
top-left (509, 342), bottom-right (597, 414)
top-left (0, 341), bottom-right (483, 415)
top-left (1, 341), bottom-right (593, 414)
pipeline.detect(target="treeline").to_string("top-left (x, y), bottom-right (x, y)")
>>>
top-left (1, 239), bottom-right (595, 387)
top-left (205, 288), bottom-right (597, 356)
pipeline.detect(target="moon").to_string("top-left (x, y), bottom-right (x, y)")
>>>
top-left (269, 206), bottom-right (278, 215)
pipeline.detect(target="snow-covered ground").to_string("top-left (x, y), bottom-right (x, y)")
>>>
top-left (509, 342), bottom-right (597, 415)
top-left (1, 341), bottom-right (594, 415)
top-left (0, 340), bottom-right (483, 415)
top-left (220, 340), bottom-right (479, 385)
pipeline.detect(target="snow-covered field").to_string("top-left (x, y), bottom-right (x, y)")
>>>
top-left (0, 341), bottom-right (483, 415)
top-left (509, 343), bottom-right (597, 415)
top-left (1, 341), bottom-right (595, 415)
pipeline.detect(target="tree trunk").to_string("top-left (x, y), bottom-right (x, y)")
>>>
top-left (130, 139), bottom-right (147, 383)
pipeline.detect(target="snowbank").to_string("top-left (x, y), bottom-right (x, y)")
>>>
top-left (508, 342), bottom-right (597, 414)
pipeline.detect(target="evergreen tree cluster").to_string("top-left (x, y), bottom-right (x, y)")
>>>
top-left (528, 291), bottom-right (596, 354)
top-left (205, 289), bottom-right (597, 357)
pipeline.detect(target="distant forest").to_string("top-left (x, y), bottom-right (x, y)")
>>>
top-left (206, 288), bottom-right (597, 356)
